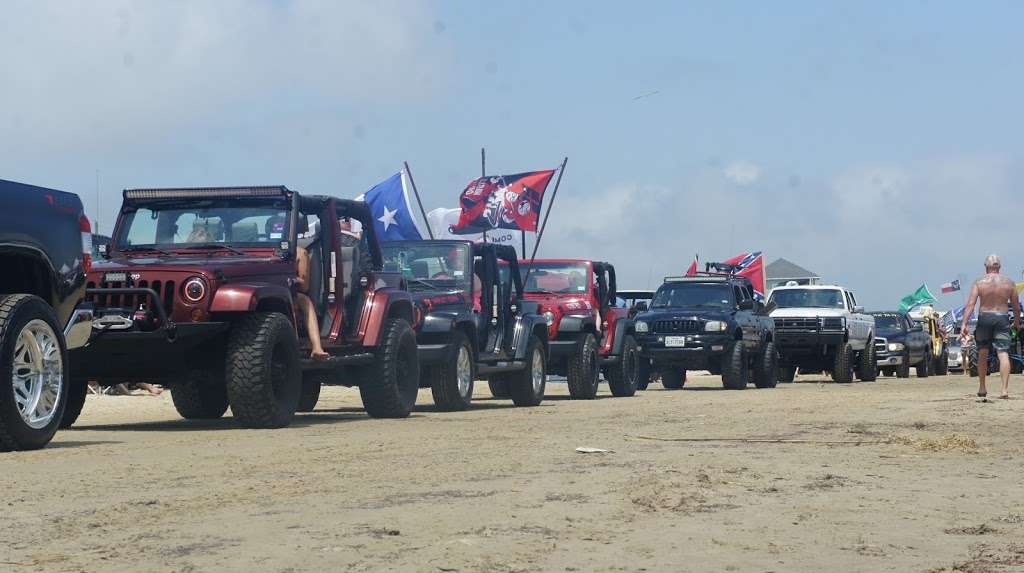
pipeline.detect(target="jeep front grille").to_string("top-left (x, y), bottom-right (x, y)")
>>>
top-left (653, 319), bottom-right (702, 334)
top-left (87, 279), bottom-right (176, 314)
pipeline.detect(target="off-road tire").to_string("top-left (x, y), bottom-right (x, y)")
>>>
top-left (0, 295), bottom-right (69, 451)
top-left (832, 343), bottom-right (855, 383)
top-left (298, 372), bottom-right (327, 412)
top-left (358, 318), bottom-right (420, 418)
top-left (60, 378), bottom-right (88, 429)
top-left (225, 312), bottom-right (301, 428)
top-left (896, 351), bottom-right (911, 378)
top-left (722, 341), bottom-right (748, 390)
top-left (662, 367), bottom-right (686, 389)
top-left (606, 335), bottom-right (639, 397)
top-left (508, 335), bottom-right (546, 407)
top-left (778, 366), bottom-right (797, 383)
top-left (487, 379), bottom-right (511, 398)
top-left (636, 357), bottom-right (652, 390)
top-left (935, 349), bottom-right (949, 375)
top-left (428, 331), bottom-right (475, 411)
top-left (566, 333), bottom-right (600, 400)
top-left (172, 369), bottom-right (229, 419)
top-left (753, 342), bottom-right (779, 389)
top-left (857, 340), bottom-right (877, 381)
top-left (916, 348), bottom-right (932, 378)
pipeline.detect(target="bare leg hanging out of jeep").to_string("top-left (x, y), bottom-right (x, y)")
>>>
top-left (296, 246), bottom-right (328, 361)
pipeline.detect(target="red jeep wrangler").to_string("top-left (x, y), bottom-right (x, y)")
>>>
top-left (69, 186), bottom-right (419, 428)
top-left (514, 259), bottom-right (640, 399)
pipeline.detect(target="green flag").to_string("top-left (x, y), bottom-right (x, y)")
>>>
top-left (899, 284), bottom-right (936, 311)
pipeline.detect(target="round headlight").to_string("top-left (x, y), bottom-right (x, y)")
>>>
top-left (543, 311), bottom-right (555, 326)
top-left (705, 320), bottom-right (728, 332)
top-left (635, 321), bottom-right (649, 333)
top-left (183, 277), bottom-right (207, 303)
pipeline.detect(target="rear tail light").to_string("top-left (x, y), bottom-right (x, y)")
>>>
top-left (79, 215), bottom-right (93, 274)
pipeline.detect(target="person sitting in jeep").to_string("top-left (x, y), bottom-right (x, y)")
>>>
top-left (296, 234), bottom-right (328, 361)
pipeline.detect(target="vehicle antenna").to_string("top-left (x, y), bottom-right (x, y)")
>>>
top-left (522, 157), bottom-right (569, 288)
top-left (403, 161), bottom-right (433, 239)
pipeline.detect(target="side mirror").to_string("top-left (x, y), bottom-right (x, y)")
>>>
top-left (853, 305), bottom-right (865, 313)
top-left (738, 299), bottom-right (755, 311)
top-left (634, 301), bottom-right (649, 312)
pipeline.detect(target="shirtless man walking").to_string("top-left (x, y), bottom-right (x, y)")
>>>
top-left (961, 255), bottom-right (1021, 398)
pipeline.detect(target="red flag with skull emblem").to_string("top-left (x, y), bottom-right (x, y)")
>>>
top-left (450, 170), bottom-right (556, 234)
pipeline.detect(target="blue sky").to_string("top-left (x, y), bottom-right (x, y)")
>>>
top-left (2, 1), bottom-right (1022, 307)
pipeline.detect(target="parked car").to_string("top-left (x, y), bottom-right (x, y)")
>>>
top-left (767, 283), bottom-right (875, 383)
top-left (69, 186), bottom-right (419, 429)
top-left (908, 306), bottom-right (949, 375)
top-left (947, 337), bottom-right (964, 372)
top-left (634, 273), bottom-right (777, 390)
top-left (0, 179), bottom-right (95, 450)
top-left (380, 240), bottom-right (549, 410)
top-left (868, 311), bottom-right (931, 378)
top-left (617, 289), bottom-right (655, 317)
top-left (518, 259), bottom-right (641, 399)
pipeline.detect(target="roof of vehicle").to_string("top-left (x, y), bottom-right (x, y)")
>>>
top-left (769, 284), bottom-right (847, 291)
top-left (619, 289), bottom-right (654, 296)
top-left (520, 258), bottom-right (594, 265)
top-left (123, 186), bottom-right (293, 200)
top-left (663, 275), bottom-right (751, 284)
top-left (868, 311), bottom-right (906, 316)
top-left (383, 239), bottom-right (473, 247)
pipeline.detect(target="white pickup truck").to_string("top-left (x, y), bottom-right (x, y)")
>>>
top-left (766, 284), bottom-right (876, 383)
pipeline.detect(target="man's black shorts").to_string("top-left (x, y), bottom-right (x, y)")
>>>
top-left (975, 312), bottom-right (1011, 352)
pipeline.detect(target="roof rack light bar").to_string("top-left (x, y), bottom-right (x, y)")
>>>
top-left (124, 186), bottom-right (290, 200)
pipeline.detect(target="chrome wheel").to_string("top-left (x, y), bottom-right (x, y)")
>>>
top-left (12, 319), bottom-right (63, 429)
top-left (531, 348), bottom-right (544, 394)
top-left (456, 345), bottom-right (473, 399)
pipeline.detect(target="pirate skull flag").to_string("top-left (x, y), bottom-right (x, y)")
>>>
top-left (450, 170), bottom-right (556, 234)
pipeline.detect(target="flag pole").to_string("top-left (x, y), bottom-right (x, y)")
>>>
top-left (481, 147), bottom-right (488, 244)
top-left (523, 157), bottom-right (568, 287)
top-left (403, 161), bottom-right (434, 240)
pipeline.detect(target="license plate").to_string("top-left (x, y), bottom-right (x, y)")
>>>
top-left (665, 336), bottom-right (687, 347)
top-left (104, 272), bottom-right (127, 283)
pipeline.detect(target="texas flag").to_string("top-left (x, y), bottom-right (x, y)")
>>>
top-left (723, 251), bottom-right (766, 299)
top-left (941, 279), bottom-right (961, 294)
top-left (685, 254), bottom-right (699, 276)
top-left (355, 170), bottom-right (425, 242)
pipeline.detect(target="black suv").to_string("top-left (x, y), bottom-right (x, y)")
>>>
top-left (634, 272), bottom-right (777, 390)
top-left (380, 240), bottom-right (550, 410)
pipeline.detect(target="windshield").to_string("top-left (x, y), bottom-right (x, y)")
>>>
top-left (651, 283), bottom-right (732, 309)
top-left (768, 289), bottom-right (846, 309)
top-left (381, 242), bottom-right (472, 292)
top-left (871, 314), bottom-right (904, 333)
top-left (520, 262), bottom-right (590, 294)
top-left (115, 199), bottom-right (291, 250)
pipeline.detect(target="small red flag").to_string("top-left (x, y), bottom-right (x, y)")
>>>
top-left (685, 254), bottom-right (699, 276)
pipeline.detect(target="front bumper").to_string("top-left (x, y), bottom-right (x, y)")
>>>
top-left (875, 353), bottom-right (904, 367)
top-left (70, 322), bottom-right (229, 382)
top-left (636, 332), bottom-right (731, 368)
top-left (774, 330), bottom-right (845, 354)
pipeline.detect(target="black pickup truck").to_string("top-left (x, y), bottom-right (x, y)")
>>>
top-left (0, 179), bottom-right (95, 451)
top-left (634, 272), bottom-right (778, 390)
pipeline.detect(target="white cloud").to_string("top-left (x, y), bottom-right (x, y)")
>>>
top-left (531, 153), bottom-right (1018, 309)
top-left (0, 0), bottom-right (451, 152)
top-left (723, 160), bottom-right (761, 185)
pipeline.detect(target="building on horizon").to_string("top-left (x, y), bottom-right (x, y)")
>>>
top-left (765, 258), bottom-right (820, 292)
